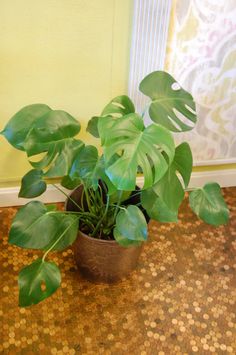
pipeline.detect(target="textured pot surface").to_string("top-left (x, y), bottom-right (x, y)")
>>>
top-left (73, 231), bottom-right (143, 283)
top-left (65, 184), bottom-right (147, 283)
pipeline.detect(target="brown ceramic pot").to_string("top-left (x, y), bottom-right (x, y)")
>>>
top-left (65, 185), bottom-right (148, 283)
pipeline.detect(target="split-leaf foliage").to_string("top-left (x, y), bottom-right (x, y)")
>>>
top-left (0, 71), bottom-right (229, 306)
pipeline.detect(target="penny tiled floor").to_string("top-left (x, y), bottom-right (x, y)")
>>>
top-left (0, 188), bottom-right (236, 354)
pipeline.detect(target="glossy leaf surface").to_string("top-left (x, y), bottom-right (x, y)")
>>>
top-left (19, 169), bottom-right (46, 198)
top-left (139, 71), bottom-right (197, 132)
top-left (189, 182), bottom-right (229, 226)
top-left (0, 104), bottom-right (51, 150)
top-left (19, 258), bottom-right (61, 307)
top-left (101, 95), bottom-right (135, 117)
top-left (141, 188), bottom-right (178, 222)
top-left (99, 113), bottom-right (175, 190)
top-left (114, 205), bottom-right (147, 245)
top-left (86, 116), bottom-right (100, 138)
top-left (141, 142), bottom-right (192, 221)
top-left (9, 201), bottom-right (79, 250)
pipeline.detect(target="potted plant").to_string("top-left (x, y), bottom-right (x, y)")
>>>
top-left (1, 71), bottom-right (229, 307)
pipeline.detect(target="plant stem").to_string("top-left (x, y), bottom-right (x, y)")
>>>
top-left (185, 187), bottom-right (198, 192)
top-left (52, 184), bottom-right (82, 211)
top-left (113, 190), bottom-right (124, 221)
top-left (91, 195), bottom-right (110, 238)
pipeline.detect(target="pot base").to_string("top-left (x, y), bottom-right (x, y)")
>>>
top-left (73, 231), bottom-right (143, 284)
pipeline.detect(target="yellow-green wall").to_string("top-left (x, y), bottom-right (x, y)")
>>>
top-left (0, 0), bottom-right (133, 187)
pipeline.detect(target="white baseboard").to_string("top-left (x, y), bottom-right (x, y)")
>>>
top-left (0, 169), bottom-right (235, 207)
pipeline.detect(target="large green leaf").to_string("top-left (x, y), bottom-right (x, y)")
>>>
top-left (24, 110), bottom-right (81, 156)
top-left (20, 109), bottom-right (83, 178)
top-left (9, 201), bottom-right (79, 250)
top-left (114, 205), bottom-right (147, 247)
top-left (99, 113), bottom-right (175, 190)
top-left (139, 71), bottom-right (197, 132)
top-left (141, 142), bottom-right (192, 222)
top-left (189, 182), bottom-right (229, 226)
top-left (19, 169), bottom-right (46, 198)
top-left (0, 104), bottom-right (51, 150)
top-left (18, 258), bottom-right (61, 307)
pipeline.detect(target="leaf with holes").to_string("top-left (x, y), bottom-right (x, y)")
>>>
top-left (99, 113), bottom-right (175, 190)
top-left (0, 104), bottom-right (51, 150)
top-left (9, 201), bottom-right (79, 250)
top-left (19, 169), bottom-right (46, 198)
top-left (139, 71), bottom-right (197, 132)
top-left (141, 142), bottom-right (192, 221)
top-left (101, 95), bottom-right (135, 117)
top-left (20, 109), bottom-right (83, 177)
top-left (114, 205), bottom-right (147, 246)
top-left (18, 258), bottom-right (61, 307)
top-left (86, 95), bottom-right (135, 138)
top-left (189, 182), bottom-right (229, 226)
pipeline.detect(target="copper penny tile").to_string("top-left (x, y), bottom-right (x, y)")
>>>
top-left (0, 187), bottom-right (236, 354)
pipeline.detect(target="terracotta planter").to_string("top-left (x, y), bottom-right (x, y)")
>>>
top-left (65, 185), bottom-right (149, 283)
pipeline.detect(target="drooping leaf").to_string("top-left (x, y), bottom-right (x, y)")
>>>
top-left (141, 142), bottom-right (192, 222)
top-left (99, 113), bottom-right (175, 190)
top-left (9, 201), bottom-right (79, 250)
top-left (114, 205), bottom-right (147, 245)
top-left (101, 95), bottom-right (135, 117)
top-left (19, 169), bottom-right (46, 198)
top-left (154, 142), bottom-right (192, 210)
top-left (0, 104), bottom-right (51, 150)
top-left (189, 182), bottom-right (229, 226)
top-left (139, 71), bottom-right (197, 132)
top-left (141, 188), bottom-right (178, 222)
top-left (18, 258), bottom-right (61, 307)
top-left (86, 116), bottom-right (100, 138)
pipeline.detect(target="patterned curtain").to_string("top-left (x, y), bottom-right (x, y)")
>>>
top-left (165, 0), bottom-right (236, 164)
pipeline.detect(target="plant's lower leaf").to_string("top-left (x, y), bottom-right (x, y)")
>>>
top-left (110, 190), bottom-right (131, 204)
top-left (189, 182), bottom-right (229, 226)
top-left (19, 169), bottom-right (46, 198)
top-left (18, 258), bottom-right (61, 307)
top-left (113, 229), bottom-right (142, 247)
top-left (141, 188), bottom-right (178, 222)
top-left (9, 201), bottom-right (79, 250)
top-left (114, 205), bottom-right (147, 242)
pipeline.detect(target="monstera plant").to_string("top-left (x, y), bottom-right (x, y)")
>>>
top-left (1, 71), bottom-right (229, 307)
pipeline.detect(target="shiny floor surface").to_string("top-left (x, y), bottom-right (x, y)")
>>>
top-left (0, 187), bottom-right (236, 354)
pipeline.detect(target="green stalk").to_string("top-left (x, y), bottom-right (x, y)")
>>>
top-left (91, 195), bottom-right (110, 238)
top-left (52, 184), bottom-right (82, 211)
